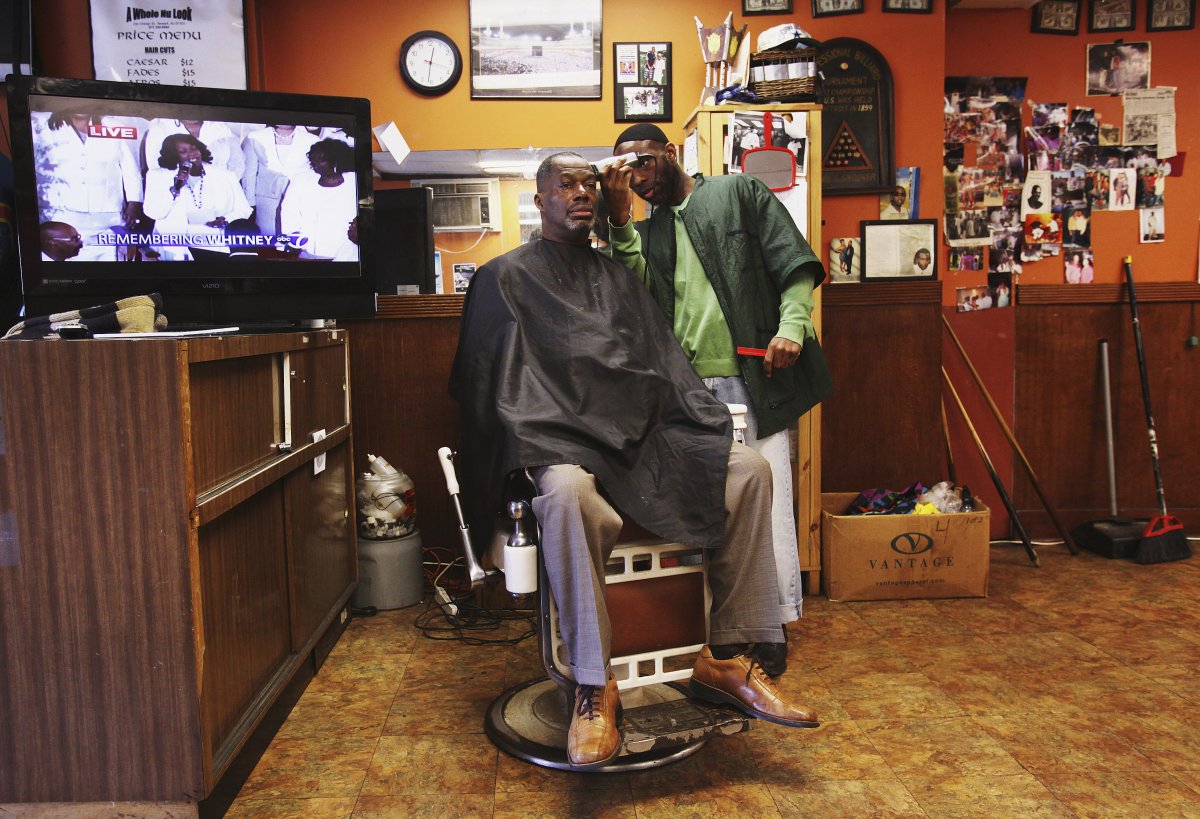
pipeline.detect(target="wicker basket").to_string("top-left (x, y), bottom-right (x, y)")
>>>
top-left (749, 47), bottom-right (821, 102)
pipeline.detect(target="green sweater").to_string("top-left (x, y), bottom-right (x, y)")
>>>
top-left (611, 197), bottom-right (816, 377)
top-left (607, 173), bottom-right (831, 438)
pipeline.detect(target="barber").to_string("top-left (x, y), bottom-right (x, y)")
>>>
top-left (600, 124), bottom-right (833, 676)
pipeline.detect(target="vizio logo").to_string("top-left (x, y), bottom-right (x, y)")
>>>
top-left (890, 532), bottom-right (934, 555)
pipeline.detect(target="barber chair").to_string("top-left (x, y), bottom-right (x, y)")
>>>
top-left (438, 407), bottom-right (754, 771)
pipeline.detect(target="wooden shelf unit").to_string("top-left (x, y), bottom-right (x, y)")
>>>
top-left (0, 330), bottom-right (357, 805)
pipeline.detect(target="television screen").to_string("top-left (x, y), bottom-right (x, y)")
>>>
top-left (6, 76), bottom-right (378, 325)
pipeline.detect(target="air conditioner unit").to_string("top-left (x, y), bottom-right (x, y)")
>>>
top-left (411, 178), bottom-right (501, 232)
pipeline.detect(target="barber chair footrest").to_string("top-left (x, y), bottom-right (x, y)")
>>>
top-left (485, 677), bottom-right (752, 772)
top-left (621, 695), bottom-right (751, 754)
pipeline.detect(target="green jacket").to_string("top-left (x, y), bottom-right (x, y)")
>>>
top-left (633, 173), bottom-right (833, 438)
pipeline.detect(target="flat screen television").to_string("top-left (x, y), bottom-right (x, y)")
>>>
top-left (5, 75), bottom-right (378, 326)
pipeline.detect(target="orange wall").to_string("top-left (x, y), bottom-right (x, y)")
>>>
top-left (17, 0), bottom-right (1196, 295)
top-left (250, 0), bottom-right (947, 291)
top-left (946, 10), bottom-right (1198, 287)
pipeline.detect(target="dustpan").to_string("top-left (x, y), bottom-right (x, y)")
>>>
top-left (1072, 340), bottom-right (1147, 559)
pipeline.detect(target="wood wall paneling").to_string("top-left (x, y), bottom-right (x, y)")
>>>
top-left (343, 315), bottom-right (463, 576)
top-left (942, 307), bottom-right (1017, 540)
top-left (821, 282), bottom-right (945, 494)
top-left (1015, 296), bottom-right (1200, 535)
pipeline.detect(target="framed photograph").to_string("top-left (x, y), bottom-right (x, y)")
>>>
top-left (452, 263), bottom-right (477, 293)
top-left (613, 42), bottom-right (671, 122)
top-left (883, 0), bottom-right (933, 13)
top-left (1031, 0), bottom-right (1082, 33)
top-left (1089, 0), bottom-right (1136, 30)
top-left (812, 0), bottom-right (865, 17)
top-left (860, 219), bottom-right (938, 281)
top-left (743, 0), bottom-right (793, 13)
top-left (469, 0), bottom-right (603, 99)
top-left (1147, 0), bottom-right (1195, 29)
top-left (828, 237), bottom-right (862, 283)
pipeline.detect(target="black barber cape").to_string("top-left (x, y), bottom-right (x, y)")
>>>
top-left (449, 238), bottom-right (732, 556)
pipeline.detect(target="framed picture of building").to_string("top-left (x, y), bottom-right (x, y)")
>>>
top-left (469, 0), bottom-right (603, 99)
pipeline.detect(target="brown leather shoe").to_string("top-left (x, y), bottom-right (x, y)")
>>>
top-left (567, 677), bottom-right (623, 768)
top-left (688, 645), bottom-right (820, 728)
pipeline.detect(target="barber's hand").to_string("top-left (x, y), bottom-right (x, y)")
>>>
top-left (762, 336), bottom-right (802, 378)
top-left (599, 162), bottom-right (634, 227)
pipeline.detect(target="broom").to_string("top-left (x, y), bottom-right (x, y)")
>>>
top-left (1071, 340), bottom-right (1147, 559)
top-left (1122, 256), bottom-right (1191, 565)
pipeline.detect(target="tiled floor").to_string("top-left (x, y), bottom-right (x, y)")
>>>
top-left (226, 544), bottom-right (1200, 818)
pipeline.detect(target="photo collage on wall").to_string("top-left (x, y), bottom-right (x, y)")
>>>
top-left (944, 56), bottom-right (1174, 300)
top-left (943, 76), bottom-right (1027, 309)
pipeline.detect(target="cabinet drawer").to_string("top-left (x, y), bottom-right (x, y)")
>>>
top-left (190, 356), bottom-right (282, 493)
top-left (289, 344), bottom-right (348, 443)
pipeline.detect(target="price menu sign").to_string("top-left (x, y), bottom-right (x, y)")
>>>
top-left (90, 0), bottom-right (248, 89)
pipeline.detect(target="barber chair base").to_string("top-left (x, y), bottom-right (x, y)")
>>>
top-left (485, 677), bottom-right (752, 772)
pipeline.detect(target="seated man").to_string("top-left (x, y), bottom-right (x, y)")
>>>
top-left (449, 153), bottom-right (819, 770)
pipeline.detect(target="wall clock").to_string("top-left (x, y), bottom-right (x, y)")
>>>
top-left (399, 30), bottom-right (462, 96)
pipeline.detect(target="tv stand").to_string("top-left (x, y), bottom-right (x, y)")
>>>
top-left (0, 330), bottom-right (358, 806)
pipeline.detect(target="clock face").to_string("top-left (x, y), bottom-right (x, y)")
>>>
top-left (400, 31), bottom-right (462, 96)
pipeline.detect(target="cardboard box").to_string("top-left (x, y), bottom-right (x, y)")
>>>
top-left (821, 492), bottom-right (990, 602)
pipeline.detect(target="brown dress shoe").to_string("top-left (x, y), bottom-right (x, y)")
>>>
top-left (688, 645), bottom-right (820, 728)
top-left (567, 677), bottom-right (623, 768)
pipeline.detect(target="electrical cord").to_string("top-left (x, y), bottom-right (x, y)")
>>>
top-left (414, 596), bottom-right (536, 646)
top-left (434, 229), bottom-right (488, 254)
top-left (412, 542), bottom-right (536, 644)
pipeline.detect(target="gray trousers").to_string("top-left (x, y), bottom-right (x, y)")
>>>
top-left (530, 443), bottom-right (781, 686)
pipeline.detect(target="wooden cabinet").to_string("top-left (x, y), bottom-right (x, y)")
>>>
top-left (682, 104), bottom-right (825, 594)
top-left (0, 330), bottom-right (357, 804)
